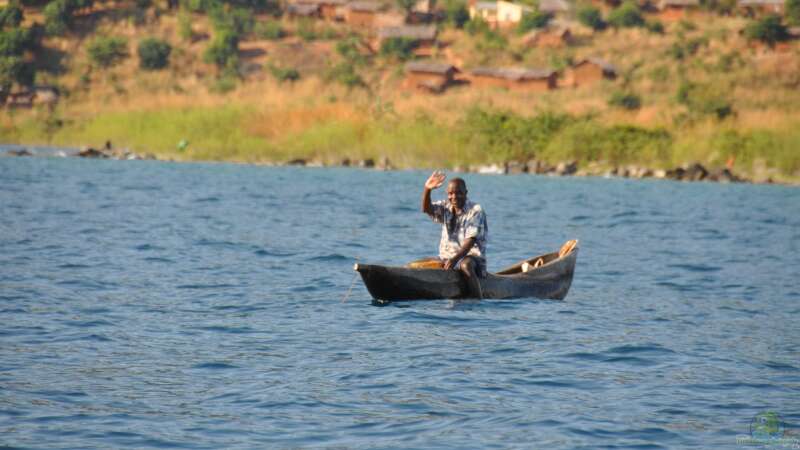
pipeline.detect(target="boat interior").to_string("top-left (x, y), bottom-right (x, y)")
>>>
top-left (495, 239), bottom-right (578, 275)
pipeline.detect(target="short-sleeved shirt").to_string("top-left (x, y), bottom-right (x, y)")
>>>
top-left (427, 199), bottom-right (488, 263)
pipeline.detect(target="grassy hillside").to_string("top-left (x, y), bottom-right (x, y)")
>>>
top-left (2, 2), bottom-right (800, 182)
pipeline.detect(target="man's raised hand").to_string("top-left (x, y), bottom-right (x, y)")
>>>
top-left (425, 170), bottom-right (446, 190)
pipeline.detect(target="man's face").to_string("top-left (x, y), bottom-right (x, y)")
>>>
top-left (447, 181), bottom-right (467, 210)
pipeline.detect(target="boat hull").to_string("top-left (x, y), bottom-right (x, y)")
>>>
top-left (355, 247), bottom-right (578, 302)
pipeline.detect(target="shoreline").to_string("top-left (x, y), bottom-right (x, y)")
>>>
top-left (3, 143), bottom-right (796, 187)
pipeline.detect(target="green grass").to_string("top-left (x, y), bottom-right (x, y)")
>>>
top-left (2, 106), bottom-right (799, 179)
top-left (0, 105), bottom-right (273, 161)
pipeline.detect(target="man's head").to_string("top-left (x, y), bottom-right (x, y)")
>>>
top-left (447, 178), bottom-right (468, 210)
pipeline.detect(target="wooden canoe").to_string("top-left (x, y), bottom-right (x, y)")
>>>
top-left (355, 241), bottom-right (578, 302)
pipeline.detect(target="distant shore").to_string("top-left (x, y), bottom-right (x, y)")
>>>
top-left (4, 143), bottom-right (795, 186)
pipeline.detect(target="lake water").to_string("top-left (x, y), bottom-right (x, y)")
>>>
top-left (1, 156), bottom-right (799, 449)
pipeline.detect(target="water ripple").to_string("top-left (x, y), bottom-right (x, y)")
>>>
top-left (1, 159), bottom-right (797, 450)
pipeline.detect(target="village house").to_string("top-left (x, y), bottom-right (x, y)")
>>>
top-left (469, 0), bottom-right (533, 29)
top-left (346, 1), bottom-right (384, 29)
top-left (403, 61), bottom-right (461, 93)
top-left (314, 0), bottom-right (348, 20)
top-left (373, 25), bottom-right (438, 55)
top-left (571, 58), bottom-right (617, 86)
top-left (469, 67), bottom-right (558, 91)
top-left (738, 0), bottom-right (785, 15)
top-left (657, 0), bottom-right (700, 20)
top-left (287, 2), bottom-right (321, 19)
top-left (522, 26), bottom-right (572, 48)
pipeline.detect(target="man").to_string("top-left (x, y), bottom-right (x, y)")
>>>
top-left (421, 170), bottom-right (488, 299)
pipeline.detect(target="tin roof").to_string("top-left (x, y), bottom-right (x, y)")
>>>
top-left (738, 0), bottom-right (784, 5)
top-left (377, 25), bottom-right (437, 40)
top-left (288, 3), bottom-right (320, 14)
top-left (660, 0), bottom-right (700, 7)
top-left (405, 61), bottom-right (460, 74)
top-left (475, 1), bottom-right (498, 10)
top-left (348, 1), bottom-right (384, 12)
top-left (538, 0), bottom-right (570, 13)
top-left (471, 67), bottom-right (556, 80)
top-left (574, 57), bottom-right (617, 75)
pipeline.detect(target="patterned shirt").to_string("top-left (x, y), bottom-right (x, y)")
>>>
top-left (427, 199), bottom-right (488, 262)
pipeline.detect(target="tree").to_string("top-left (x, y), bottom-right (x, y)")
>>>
top-left (744, 14), bottom-right (789, 46)
top-left (785, 0), bottom-right (800, 25)
top-left (607, 1), bottom-right (644, 28)
top-left (380, 37), bottom-right (417, 60)
top-left (608, 91), bottom-right (641, 110)
top-left (0, 2), bottom-right (23, 29)
top-left (443, 0), bottom-right (469, 28)
top-left (138, 37), bottom-right (171, 70)
top-left (577, 5), bottom-right (605, 30)
top-left (43, 0), bottom-right (94, 35)
top-left (87, 36), bottom-right (129, 68)
top-left (0, 11), bottom-right (36, 103)
top-left (517, 9), bottom-right (552, 33)
top-left (203, 29), bottom-right (239, 68)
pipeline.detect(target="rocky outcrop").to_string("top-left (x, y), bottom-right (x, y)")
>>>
top-left (76, 146), bottom-right (156, 160)
top-left (78, 147), bottom-right (109, 158)
top-left (6, 149), bottom-right (32, 157)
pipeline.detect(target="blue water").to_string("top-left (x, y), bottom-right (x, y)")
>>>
top-left (1, 157), bottom-right (799, 449)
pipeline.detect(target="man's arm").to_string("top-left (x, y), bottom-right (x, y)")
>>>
top-left (422, 170), bottom-right (446, 215)
top-left (444, 238), bottom-right (476, 270)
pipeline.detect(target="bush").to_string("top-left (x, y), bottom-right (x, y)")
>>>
top-left (87, 36), bottom-right (129, 68)
top-left (669, 36), bottom-right (707, 60)
top-left (460, 108), bottom-right (572, 161)
top-left (138, 37), bottom-right (171, 70)
top-left (42, 0), bottom-right (93, 36)
top-left (443, 0), bottom-right (470, 28)
top-left (545, 121), bottom-right (672, 165)
top-left (203, 29), bottom-right (238, 67)
top-left (336, 37), bottom-right (367, 65)
top-left (0, 27), bottom-right (34, 55)
top-left (43, 0), bottom-right (69, 35)
top-left (701, 0), bottom-right (737, 14)
top-left (466, 18), bottom-right (507, 51)
top-left (0, 54), bottom-right (35, 93)
top-left (184, 0), bottom-right (222, 13)
top-left (0, 2), bottom-right (23, 29)
top-left (379, 37), bottom-right (417, 60)
top-left (788, 0), bottom-right (800, 25)
top-left (676, 80), bottom-right (734, 119)
top-left (296, 19), bottom-right (317, 41)
top-left (608, 91), bottom-right (642, 110)
top-left (744, 15), bottom-right (789, 46)
top-left (325, 62), bottom-right (366, 89)
top-left (464, 17), bottom-right (490, 35)
top-left (577, 6), bottom-right (605, 31)
top-left (210, 7), bottom-right (254, 35)
top-left (178, 12), bottom-right (193, 41)
top-left (645, 20), bottom-right (664, 34)
top-left (517, 10), bottom-right (552, 33)
top-left (255, 20), bottom-right (285, 39)
top-left (269, 64), bottom-right (299, 82)
top-left (607, 1), bottom-right (644, 28)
